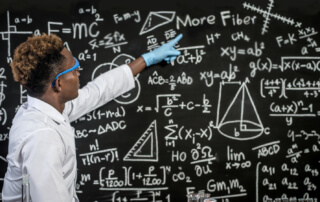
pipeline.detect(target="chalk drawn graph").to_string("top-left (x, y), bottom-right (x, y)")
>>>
top-left (216, 81), bottom-right (264, 140)
top-left (0, 11), bottom-right (33, 58)
top-left (243, 0), bottom-right (302, 35)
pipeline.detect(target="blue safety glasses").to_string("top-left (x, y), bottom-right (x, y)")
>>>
top-left (51, 57), bottom-right (80, 87)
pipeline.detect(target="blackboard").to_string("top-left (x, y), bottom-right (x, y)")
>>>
top-left (1, 0), bottom-right (320, 201)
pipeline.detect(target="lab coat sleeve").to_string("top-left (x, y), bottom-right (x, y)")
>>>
top-left (65, 64), bottom-right (135, 122)
top-left (21, 128), bottom-right (71, 202)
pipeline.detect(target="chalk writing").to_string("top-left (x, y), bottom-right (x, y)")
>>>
top-left (0, 1), bottom-right (320, 201)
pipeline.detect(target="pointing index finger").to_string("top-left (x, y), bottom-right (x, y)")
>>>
top-left (168, 33), bottom-right (183, 46)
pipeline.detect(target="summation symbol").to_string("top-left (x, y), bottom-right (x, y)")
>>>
top-left (243, 0), bottom-right (302, 35)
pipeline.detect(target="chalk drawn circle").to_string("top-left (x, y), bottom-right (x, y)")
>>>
top-left (218, 120), bottom-right (263, 140)
top-left (91, 54), bottom-right (141, 105)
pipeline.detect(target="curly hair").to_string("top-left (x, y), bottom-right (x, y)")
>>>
top-left (10, 33), bottom-right (65, 97)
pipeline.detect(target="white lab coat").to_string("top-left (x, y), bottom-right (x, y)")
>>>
top-left (2, 65), bottom-right (135, 202)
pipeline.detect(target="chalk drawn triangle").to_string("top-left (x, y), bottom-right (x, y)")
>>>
top-left (139, 11), bottom-right (176, 35)
top-left (218, 82), bottom-right (264, 140)
top-left (123, 120), bottom-right (158, 162)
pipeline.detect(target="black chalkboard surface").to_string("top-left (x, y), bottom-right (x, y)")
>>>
top-left (1, 0), bottom-right (320, 201)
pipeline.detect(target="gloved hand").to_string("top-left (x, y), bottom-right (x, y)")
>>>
top-left (142, 34), bottom-right (183, 67)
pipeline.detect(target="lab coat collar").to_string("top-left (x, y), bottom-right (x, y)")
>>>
top-left (27, 95), bottom-right (66, 124)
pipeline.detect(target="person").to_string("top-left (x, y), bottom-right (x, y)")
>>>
top-left (2, 33), bottom-right (182, 202)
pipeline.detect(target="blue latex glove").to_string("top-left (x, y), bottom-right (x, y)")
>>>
top-left (142, 34), bottom-right (183, 67)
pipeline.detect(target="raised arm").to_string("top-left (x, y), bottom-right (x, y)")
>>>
top-left (66, 34), bottom-right (183, 121)
top-left (128, 56), bottom-right (147, 76)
